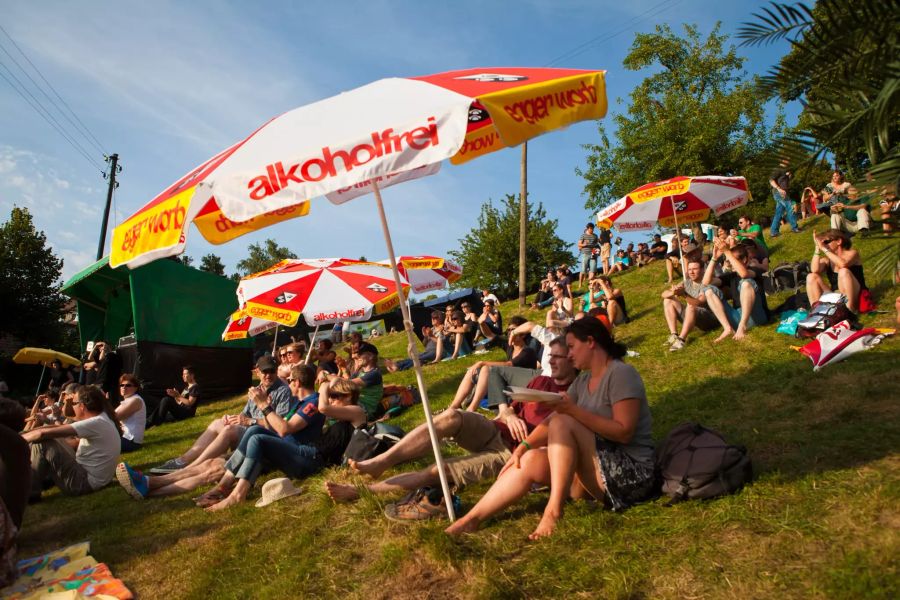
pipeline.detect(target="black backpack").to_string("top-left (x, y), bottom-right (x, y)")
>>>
top-left (655, 422), bottom-right (753, 504)
top-left (341, 422), bottom-right (405, 466)
top-left (762, 261), bottom-right (810, 295)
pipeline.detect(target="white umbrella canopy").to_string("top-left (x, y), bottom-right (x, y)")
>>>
top-left (379, 256), bottom-right (463, 295)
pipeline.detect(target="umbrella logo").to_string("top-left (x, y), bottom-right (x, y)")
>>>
top-left (367, 283), bottom-right (388, 294)
top-left (455, 73), bottom-right (528, 83)
top-left (468, 107), bottom-right (489, 122)
top-left (673, 200), bottom-right (688, 212)
top-left (274, 291), bottom-right (297, 304)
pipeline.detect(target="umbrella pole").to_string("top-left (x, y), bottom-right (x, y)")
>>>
top-left (669, 196), bottom-right (688, 287)
top-left (35, 364), bottom-right (46, 397)
top-left (305, 325), bottom-right (319, 363)
top-left (371, 181), bottom-right (457, 522)
top-left (271, 324), bottom-right (280, 357)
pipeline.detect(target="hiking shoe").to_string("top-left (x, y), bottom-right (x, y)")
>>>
top-left (384, 487), bottom-right (460, 522)
top-left (665, 333), bottom-right (679, 346)
top-left (116, 462), bottom-right (149, 500)
top-left (669, 337), bottom-right (685, 351)
top-left (149, 458), bottom-right (185, 475)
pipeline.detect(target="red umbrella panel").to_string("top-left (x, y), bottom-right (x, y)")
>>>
top-left (379, 256), bottom-right (463, 295)
top-left (235, 258), bottom-right (409, 328)
top-left (597, 176), bottom-right (751, 233)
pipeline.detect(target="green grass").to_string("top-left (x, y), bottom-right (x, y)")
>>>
top-left (20, 215), bottom-right (900, 599)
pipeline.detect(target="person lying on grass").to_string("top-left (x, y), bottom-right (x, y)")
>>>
top-left (148, 356), bottom-right (293, 475)
top-left (661, 259), bottom-right (721, 351)
top-left (200, 376), bottom-right (365, 511)
top-left (806, 229), bottom-right (867, 313)
top-left (325, 337), bottom-right (577, 506)
top-left (23, 385), bottom-right (121, 500)
top-left (446, 316), bottom-right (538, 411)
top-left (701, 239), bottom-right (768, 343)
top-left (445, 317), bottom-right (656, 540)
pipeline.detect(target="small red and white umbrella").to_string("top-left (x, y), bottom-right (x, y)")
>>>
top-left (597, 176), bottom-right (751, 233)
top-left (380, 256), bottom-right (463, 295)
top-left (235, 258), bottom-right (409, 329)
top-left (222, 308), bottom-right (278, 341)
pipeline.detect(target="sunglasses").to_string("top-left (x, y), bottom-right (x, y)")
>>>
top-left (119, 383), bottom-right (135, 388)
top-left (279, 352), bottom-right (288, 357)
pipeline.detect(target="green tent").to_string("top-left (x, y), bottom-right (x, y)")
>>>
top-left (62, 257), bottom-right (252, 402)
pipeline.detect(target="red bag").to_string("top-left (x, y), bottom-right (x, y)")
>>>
top-left (858, 289), bottom-right (876, 313)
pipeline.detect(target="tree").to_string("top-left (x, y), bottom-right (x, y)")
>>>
top-left (235, 239), bottom-right (297, 276)
top-left (449, 195), bottom-right (572, 299)
top-left (199, 253), bottom-right (226, 276)
top-left (0, 207), bottom-right (67, 350)
top-left (577, 24), bottom-right (784, 215)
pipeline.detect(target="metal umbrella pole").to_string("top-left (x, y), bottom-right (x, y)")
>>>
top-left (669, 196), bottom-right (689, 287)
top-left (304, 325), bottom-right (320, 363)
top-left (34, 363), bottom-right (47, 397)
top-left (271, 324), bottom-right (280, 357)
top-left (371, 181), bottom-right (456, 521)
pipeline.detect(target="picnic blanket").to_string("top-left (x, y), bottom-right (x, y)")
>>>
top-left (1, 542), bottom-right (132, 599)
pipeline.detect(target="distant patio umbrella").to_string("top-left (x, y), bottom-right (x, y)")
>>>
top-left (13, 347), bottom-right (82, 397)
top-left (380, 256), bottom-right (462, 295)
top-left (597, 176), bottom-right (751, 283)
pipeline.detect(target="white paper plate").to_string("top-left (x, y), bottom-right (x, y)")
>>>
top-left (502, 386), bottom-right (562, 403)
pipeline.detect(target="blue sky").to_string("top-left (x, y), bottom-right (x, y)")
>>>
top-left (0, 0), bottom-right (795, 282)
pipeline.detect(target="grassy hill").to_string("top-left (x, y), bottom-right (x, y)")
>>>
top-left (18, 215), bottom-right (899, 599)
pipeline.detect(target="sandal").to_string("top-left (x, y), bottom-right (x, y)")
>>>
top-left (193, 485), bottom-right (232, 508)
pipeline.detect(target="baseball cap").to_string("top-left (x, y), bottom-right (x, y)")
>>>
top-left (256, 356), bottom-right (277, 373)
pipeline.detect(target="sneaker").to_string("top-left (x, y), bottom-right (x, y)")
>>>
top-left (384, 486), bottom-right (460, 522)
top-left (149, 457), bottom-right (185, 475)
top-left (791, 228), bottom-right (801, 234)
top-left (669, 337), bottom-right (685, 351)
top-left (665, 333), bottom-right (679, 346)
top-left (116, 462), bottom-right (149, 500)
top-left (770, 232), bottom-right (780, 238)
top-left (472, 348), bottom-right (489, 355)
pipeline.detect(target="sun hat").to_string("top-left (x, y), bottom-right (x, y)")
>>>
top-left (255, 477), bottom-right (302, 507)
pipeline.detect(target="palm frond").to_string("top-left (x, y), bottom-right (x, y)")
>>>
top-left (737, 2), bottom-right (812, 47)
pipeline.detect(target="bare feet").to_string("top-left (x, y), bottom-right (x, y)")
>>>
top-left (445, 514), bottom-right (480, 536)
top-left (528, 510), bottom-right (561, 540)
top-left (733, 326), bottom-right (748, 341)
top-left (348, 458), bottom-right (385, 479)
top-left (325, 481), bottom-right (360, 503)
top-left (713, 329), bottom-right (734, 343)
top-left (205, 492), bottom-right (242, 512)
top-left (193, 484), bottom-right (232, 508)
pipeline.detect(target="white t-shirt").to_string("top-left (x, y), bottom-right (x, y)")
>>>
top-left (70, 413), bottom-right (121, 489)
top-left (118, 394), bottom-right (146, 444)
top-left (530, 324), bottom-right (562, 376)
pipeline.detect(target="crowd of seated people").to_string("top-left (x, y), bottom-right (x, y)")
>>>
top-left (9, 172), bottom-right (894, 552)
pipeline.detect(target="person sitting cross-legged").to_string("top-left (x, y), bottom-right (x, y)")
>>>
top-left (148, 356), bottom-right (292, 475)
top-left (582, 276), bottom-right (626, 328)
top-left (661, 259), bottom-right (721, 351)
top-left (326, 337), bottom-right (578, 509)
top-left (806, 229), bottom-right (867, 313)
top-left (445, 317), bottom-right (656, 539)
top-left (701, 239), bottom-right (768, 342)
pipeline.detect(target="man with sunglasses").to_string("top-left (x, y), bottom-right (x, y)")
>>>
top-left (149, 356), bottom-right (293, 474)
top-left (327, 337), bottom-right (578, 508)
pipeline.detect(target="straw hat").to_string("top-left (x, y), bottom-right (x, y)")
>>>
top-left (255, 477), bottom-right (302, 507)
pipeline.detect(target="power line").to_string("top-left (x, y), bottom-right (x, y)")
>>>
top-left (0, 60), bottom-right (104, 172)
top-left (0, 24), bottom-right (107, 156)
top-left (544, 0), bottom-right (683, 67)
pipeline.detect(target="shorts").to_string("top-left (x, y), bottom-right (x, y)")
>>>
top-left (600, 243), bottom-right (612, 261)
top-left (677, 304), bottom-right (719, 331)
top-left (596, 439), bottom-right (657, 511)
top-left (703, 280), bottom-right (767, 329)
top-left (446, 410), bottom-right (511, 487)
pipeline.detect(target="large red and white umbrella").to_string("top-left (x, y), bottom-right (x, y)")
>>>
top-left (597, 176), bottom-right (750, 232)
top-left (111, 67), bottom-right (609, 520)
top-left (380, 256), bottom-right (462, 295)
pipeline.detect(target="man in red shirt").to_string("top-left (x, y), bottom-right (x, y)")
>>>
top-left (325, 337), bottom-right (577, 502)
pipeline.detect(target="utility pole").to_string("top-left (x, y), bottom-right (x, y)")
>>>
top-left (97, 153), bottom-right (121, 260)
top-left (518, 142), bottom-right (527, 307)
